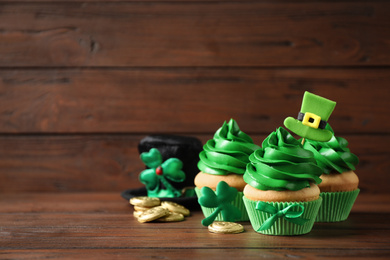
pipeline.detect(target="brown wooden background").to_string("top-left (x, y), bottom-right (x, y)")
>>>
top-left (0, 0), bottom-right (389, 195)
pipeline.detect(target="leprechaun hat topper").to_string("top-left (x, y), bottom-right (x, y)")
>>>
top-left (284, 91), bottom-right (336, 142)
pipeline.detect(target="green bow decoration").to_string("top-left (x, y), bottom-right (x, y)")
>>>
top-left (198, 181), bottom-right (241, 226)
top-left (139, 148), bottom-right (185, 198)
top-left (255, 201), bottom-right (309, 231)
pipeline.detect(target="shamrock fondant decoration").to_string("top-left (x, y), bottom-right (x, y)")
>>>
top-left (284, 91), bottom-right (336, 142)
top-left (139, 148), bottom-right (185, 198)
top-left (198, 181), bottom-right (241, 226)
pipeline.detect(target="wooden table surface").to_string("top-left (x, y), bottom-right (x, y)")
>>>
top-left (1, 192), bottom-right (389, 259)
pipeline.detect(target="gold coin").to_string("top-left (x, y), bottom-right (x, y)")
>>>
top-left (161, 201), bottom-right (190, 216)
top-left (137, 206), bottom-right (170, 223)
top-left (134, 205), bottom-right (153, 212)
top-left (129, 196), bottom-right (161, 207)
top-left (208, 221), bottom-right (244, 234)
top-left (133, 210), bottom-right (143, 219)
top-left (155, 212), bottom-right (185, 222)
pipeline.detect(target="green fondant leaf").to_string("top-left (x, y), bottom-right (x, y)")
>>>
top-left (216, 181), bottom-right (238, 204)
top-left (198, 187), bottom-right (218, 208)
top-left (140, 148), bottom-right (162, 169)
top-left (139, 169), bottom-right (159, 190)
top-left (161, 158), bottom-right (186, 182)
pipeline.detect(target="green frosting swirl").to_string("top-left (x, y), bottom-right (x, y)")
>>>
top-left (302, 124), bottom-right (359, 174)
top-left (244, 127), bottom-right (322, 191)
top-left (198, 119), bottom-right (260, 175)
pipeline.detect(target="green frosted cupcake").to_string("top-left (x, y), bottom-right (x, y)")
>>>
top-left (303, 124), bottom-right (359, 222)
top-left (243, 127), bottom-right (323, 235)
top-left (194, 119), bottom-right (260, 222)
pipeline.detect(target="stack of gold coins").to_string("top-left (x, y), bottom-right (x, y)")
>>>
top-left (129, 197), bottom-right (190, 223)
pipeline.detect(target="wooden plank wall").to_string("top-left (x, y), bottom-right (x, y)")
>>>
top-left (0, 1), bottom-right (389, 194)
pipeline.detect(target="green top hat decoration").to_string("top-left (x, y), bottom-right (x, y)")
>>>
top-left (284, 91), bottom-right (336, 142)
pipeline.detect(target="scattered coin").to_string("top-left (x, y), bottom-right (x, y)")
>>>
top-left (137, 206), bottom-right (170, 223)
top-left (155, 212), bottom-right (185, 222)
top-left (208, 221), bottom-right (244, 234)
top-left (129, 196), bottom-right (161, 207)
top-left (161, 201), bottom-right (191, 216)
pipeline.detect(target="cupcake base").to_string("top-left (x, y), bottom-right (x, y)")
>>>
top-left (195, 187), bottom-right (249, 222)
top-left (243, 196), bottom-right (322, 236)
top-left (315, 189), bottom-right (359, 222)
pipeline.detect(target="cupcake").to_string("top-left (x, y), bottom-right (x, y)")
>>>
top-left (195, 119), bottom-right (260, 222)
top-left (303, 124), bottom-right (359, 222)
top-left (243, 127), bottom-right (323, 235)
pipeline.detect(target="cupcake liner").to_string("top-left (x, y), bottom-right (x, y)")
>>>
top-left (315, 189), bottom-right (359, 222)
top-left (243, 196), bottom-right (322, 236)
top-left (195, 187), bottom-right (249, 221)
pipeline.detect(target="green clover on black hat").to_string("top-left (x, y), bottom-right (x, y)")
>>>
top-left (284, 91), bottom-right (336, 142)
